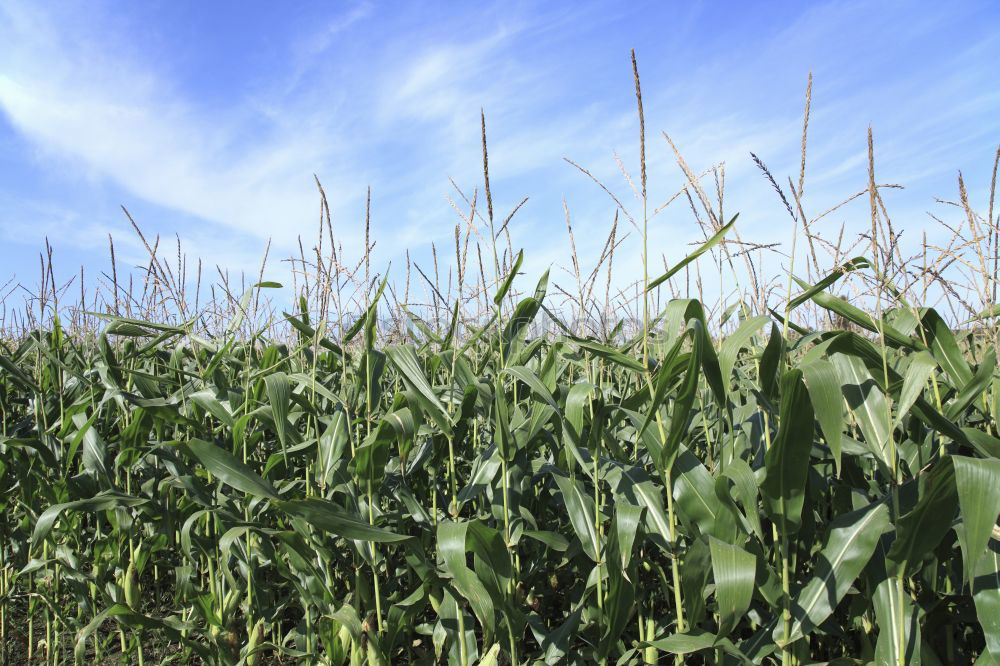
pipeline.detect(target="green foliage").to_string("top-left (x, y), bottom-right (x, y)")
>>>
top-left (1, 258), bottom-right (999, 666)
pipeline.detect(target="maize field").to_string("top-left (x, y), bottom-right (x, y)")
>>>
top-left (2, 66), bottom-right (1000, 666)
top-left (1, 241), bottom-right (999, 665)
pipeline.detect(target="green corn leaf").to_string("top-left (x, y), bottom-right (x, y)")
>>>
top-left (71, 411), bottom-right (112, 486)
top-left (781, 500), bottom-right (890, 645)
top-left (679, 535), bottom-right (713, 626)
top-left (548, 467), bottom-right (600, 562)
top-left (562, 381), bottom-right (597, 472)
top-left (887, 456), bottom-right (957, 574)
top-left (386, 343), bottom-right (452, 436)
top-left (718, 314), bottom-right (771, 392)
top-left (800, 358), bottom-right (844, 475)
top-left (264, 371), bottom-right (292, 450)
top-left (225, 281), bottom-right (281, 335)
top-left (895, 351), bottom-right (936, 427)
top-left (921, 307), bottom-right (972, 387)
top-left (189, 390), bottom-right (235, 428)
top-left (635, 332), bottom-right (687, 439)
top-left (75, 603), bottom-right (208, 662)
top-left (457, 444), bottom-right (502, 506)
top-left (502, 296), bottom-right (541, 360)
top-left (404, 307), bottom-right (443, 344)
top-left (796, 278), bottom-right (923, 351)
top-left (673, 446), bottom-right (721, 537)
top-left (466, 520), bottom-right (512, 601)
top-left (644, 628), bottom-right (717, 654)
top-left (946, 349), bottom-right (997, 420)
top-left (759, 323), bottom-right (785, 399)
top-left (786, 257), bottom-right (870, 311)
top-left (761, 369), bottom-right (815, 536)
top-left (613, 461), bottom-right (673, 552)
top-left (342, 272), bottom-right (389, 344)
top-left (441, 300), bottom-right (461, 350)
top-left (534, 605), bottom-right (584, 664)
top-left (969, 536), bottom-right (1000, 658)
top-left (437, 520), bottom-right (497, 644)
top-left (963, 427), bottom-right (1000, 459)
top-left (494, 249), bottom-right (524, 305)
top-left (354, 420), bottom-right (393, 485)
top-left (0, 353), bottom-right (40, 392)
top-left (721, 459), bottom-right (763, 541)
top-left (504, 365), bottom-right (559, 412)
top-left (365, 273), bottom-right (390, 351)
top-left (283, 311), bottom-right (344, 355)
top-left (872, 542), bottom-right (922, 666)
top-left (521, 529), bottom-right (569, 551)
top-left (643, 628), bottom-right (749, 663)
top-left (186, 438), bottom-right (279, 500)
top-left (478, 643), bottom-right (502, 666)
top-left (570, 337), bottom-right (646, 372)
top-left (647, 214), bottom-right (738, 292)
top-left (709, 536), bottom-right (756, 638)
top-left (615, 502), bottom-right (644, 576)
top-left (831, 352), bottom-right (891, 469)
top-left (277, 498), bottom-right (411, 542)
top-left (315, 410), bottom-right (349, 487)
top-left (597, 503), bottom-right (640, 661)
top-left (31, 492), bottom-right (147, 552)
top-left (661, 321), bottom-right (705, 474)
top-left (953, 455), bottom-right (1000, 583)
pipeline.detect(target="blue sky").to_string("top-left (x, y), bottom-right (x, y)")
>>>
top-left (1, 0), bottom-right (999, 312)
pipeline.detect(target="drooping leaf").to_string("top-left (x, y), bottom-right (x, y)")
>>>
top-left (761, 369), bottom-right (815, 536)
top-left (709, 536), bottom-right (756, 638)
top-left (800, 358), bottom-right (844, 474)
top-left (895, 351), bottom-right (936, 427)
top-left (31, 492), bottom-right (147, 552)
top-left (264, 371), bottom-right (292, 450)
top-left (719, 315), bottom-right (771, 392)
top-left (887, 456), bottom-right (957, 574)
top-left (781, 500), bottom-right (890, 645)
top-left (872, 542), bottom-right (922, 666)
top-left (186, 438), bottom-right (279, 500)
top-left (831, 352), bottom-right (891, 468)
top-left (953, 455), bottom-right (1000, 583)
top-left (970, 537), bottom-right (1000, 658)
top-left (386, 344), bottom-right (452, 436)
top-left (437, 520), bottom-right (497, 644)
top-left (277, 498), bottom-right (411, 542)
top-left (548, 467), bottom-right (600, 562)
top-left (786, 257), bottom-right (870, 311)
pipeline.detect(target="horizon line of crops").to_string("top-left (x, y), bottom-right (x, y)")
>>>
top-left (2, 57), bottom-right (1000, 666)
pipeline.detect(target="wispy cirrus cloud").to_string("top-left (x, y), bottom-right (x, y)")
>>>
top-left (0, 0), bottom-right (997, 307)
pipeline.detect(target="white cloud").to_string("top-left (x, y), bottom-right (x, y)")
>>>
top-left (0, 4), bottom-right (372, 265)
top-left (0, 0), bottom-right (998, 318)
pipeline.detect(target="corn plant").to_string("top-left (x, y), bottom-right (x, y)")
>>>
top-left (0, 231), bottom-right (998, 666)
top-left (2, 59), bottom-right (1000, 666)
